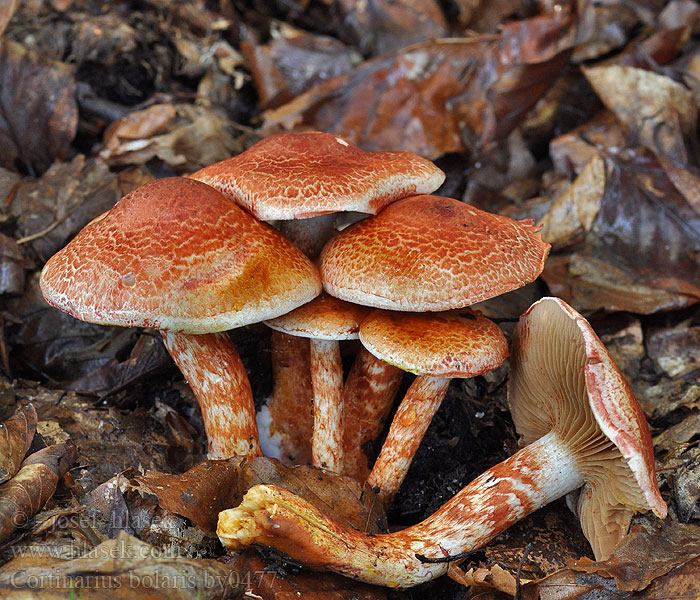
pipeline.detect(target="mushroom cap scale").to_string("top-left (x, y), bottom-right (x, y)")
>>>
top-left (265, 294), bottom-right (370, 341)
top-left (188, 132), bottom-right (446, 220)
top-left (509, 297), bottom-right (666, 560)
top-left (359, 309), bottom-right (508, 377)
top-left (320, 195), bottom-right (551, 311)
top-left (40, 177), bottom-right (322, 334)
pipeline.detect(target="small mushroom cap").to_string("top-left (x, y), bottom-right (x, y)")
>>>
top-left (509, 297), bottom-right (667, 560)
top-left (188, 132), bottom-right (445, 220)
top-left (320, 195), bottom-right (551, 311)
top-left (265, 294), bottom-right (371, 341)
top-left (40, 178), bottom-right (322, 333)
top-left (359, 309), bottom-right (508, 377)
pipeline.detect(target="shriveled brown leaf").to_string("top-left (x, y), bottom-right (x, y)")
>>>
top-left (8, 155), bottom-right (152, 260)
top-left (263, 8), bottom-right (574, 158)
top-left (539, 153), bottom-right (605, 249)
top-left (0, 403), bottom-right (37, 484)
top-left (0, 530), bottom-right (243, 599)
top-left (541, 152), bottom-right (700, 313)
top-left (242, 22), bottom-right (360, 109)
top-left (335, 0), bottom-right (448, 56)
top-left (100, 104), bottom-right (242, 172)
top-left (130, 459), bottom-right (243, 536)
top-left (102, 104), bottom-right (177, 154)
top-left (229, 549), bottom-right (388, 600)
top-left (0, 39), bottom-right (77, 175)
top-left (583, 65), bottom-right (697, 165)
top-left (64, 333), bottom-right (173, 396)
top-left (0, 441), bottom-right (77, 543)
top-left (449, 563), bottom-right (521, 597)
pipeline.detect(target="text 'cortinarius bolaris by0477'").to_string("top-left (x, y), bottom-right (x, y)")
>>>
top-left (39, 132), bottom-right (667, 590)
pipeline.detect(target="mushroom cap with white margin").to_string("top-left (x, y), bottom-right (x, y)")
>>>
top-left (188, 131), bottom-right (446, 220)
top-left (39, 177), bottom-right (322, 334)
top-left (509, 296), bottom-right (667, 561)
top-left (265, 294), bottom-right (371, 341)
top-left (359, 309), bottom-right (508, 377)
top-left (320, 195), bottom-right (551, 312)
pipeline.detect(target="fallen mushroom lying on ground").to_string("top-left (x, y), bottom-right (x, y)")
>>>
top-left (216, 298), bottom-right (666, 588)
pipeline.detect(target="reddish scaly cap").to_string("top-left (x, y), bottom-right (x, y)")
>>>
top-left (321, 195), bottom-right (551, 311)
top-left (189, 132), bottom-right (445, 220)
top-left (40, 177), bottom-right (322, 333)
top-left (359, 310), bottom-right (508, 377)
top-left (265, 294), bottom-right (370, 341)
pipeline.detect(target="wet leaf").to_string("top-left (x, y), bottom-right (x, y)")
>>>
top-left (0, 39), bottom-right (77, 175)
top-left (0, 403), bottom-right (37, 484)
top-left (541, 152), bottom-right (700, 314)
top-left (8, 155), bottom-right (152, 261)
top-left (263, 8), bottom-right (574, 158)
top-left (583, 65), bottom-right (697, 165)
top-left (334, 0), bottom-right (448, 56)
top-left (242, 22), bottom-right (360, 109)
top-left (0, 441), bottom-right (77, 543)
top-left (130, 459), bottom-right (243, 536)
top-left (0, 530), bottom-right (244, 599)
top-left (101, 104), bottom-right (177, 155)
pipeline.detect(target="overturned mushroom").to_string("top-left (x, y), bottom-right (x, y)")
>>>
top-left (40, 178), bottom-right (321, 459)
top-left (217, 297), bottom-right (666, 588)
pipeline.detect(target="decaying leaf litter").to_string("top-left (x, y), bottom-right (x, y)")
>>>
top-left (1, 0), bottom-right (699, 598)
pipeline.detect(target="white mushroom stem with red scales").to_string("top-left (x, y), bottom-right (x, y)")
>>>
top-left (217, 297), bottom-right (666, 588)
top-left (39, 178), bottom-right (322, 459)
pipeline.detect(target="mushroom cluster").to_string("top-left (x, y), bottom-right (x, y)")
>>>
top-left (38, 132), bottom-right (667, 590)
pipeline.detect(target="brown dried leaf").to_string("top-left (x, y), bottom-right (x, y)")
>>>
top-left (583, 65), bottom-right (697, 165)
top-left (242, 22), bottom-right (360, 109)
top-left (335, 0), bottom-right (448, 56)
top-left (539, 153), bottom-right (605, 249)
top-left (0, 39), bottom-right (77, 175)
top-left (0, 441), bottom-right (77, 543)
top-left (130, 459), bottom-right (244, 536)
top-left (541, 152), bottom-right (700, 314)
top-left (102, 104), bottom-right (177, 153)
top-left (0, 403), bottom-right (37, 484)
top-left (9, 155), bottom-right (152, 260)
top-left (448, 563), bottom-right (520, 597)
top-left (264, 9), bottom-right (574, 158)
top-left (0, 0), bottom-right (21, 38)
top-left (229, 549), bottom-right (388, 600)
top-left (0, 530), bottom-right (244, 599)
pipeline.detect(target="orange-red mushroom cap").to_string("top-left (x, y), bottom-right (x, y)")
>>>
top-left (39, 177), bottom-right (322, 333)
top-left (189, 132), bottom-right (446, 220)
top-left (320, 195), bottom-right (551, 311)
top-left (359, 310), bottom-right (508, 377)
top-left (265, 294), bottom-right (370, 341)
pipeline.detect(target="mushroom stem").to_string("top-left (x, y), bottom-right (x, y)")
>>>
top-left (341, 349), bottom-right (403, 479)
top-left (280, 214), bottom-right (338, 260)
top-left (263, 330), bottom-right (313, 464)
top-left (218, 430), bottom-right (584, 588)
top-left (310, 338), bottom-right (344, 471)
top-left (161, 332), bottom-right (261, 459)
top-left (366, 376), bottom-right (451, 506)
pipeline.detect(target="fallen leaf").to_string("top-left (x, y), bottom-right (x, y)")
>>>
top-left (0, 403), bottom-right (37, 484)
top-left (242, 22), bottom-right (360, 109)
top-left (0, 0), bottom-right (21, 38)
top-left (0, 232), bottom-right (26, 295)
top-left (0, 39), bottom-right (77, 175)
top-left (0, 441), bottom-right (77, 543)
top-left (0, 530), bottom-right (244, 599)
top-left (130, 459), bottom-right (243, 536)
top-left (263, 8), bottom-right (574, 158)
top-left (101, 104), bottom-right (177, 154)
top-left (334, 0), bottom-right (448, 56)
top-left (583, 65), bottom-right (697, 165)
